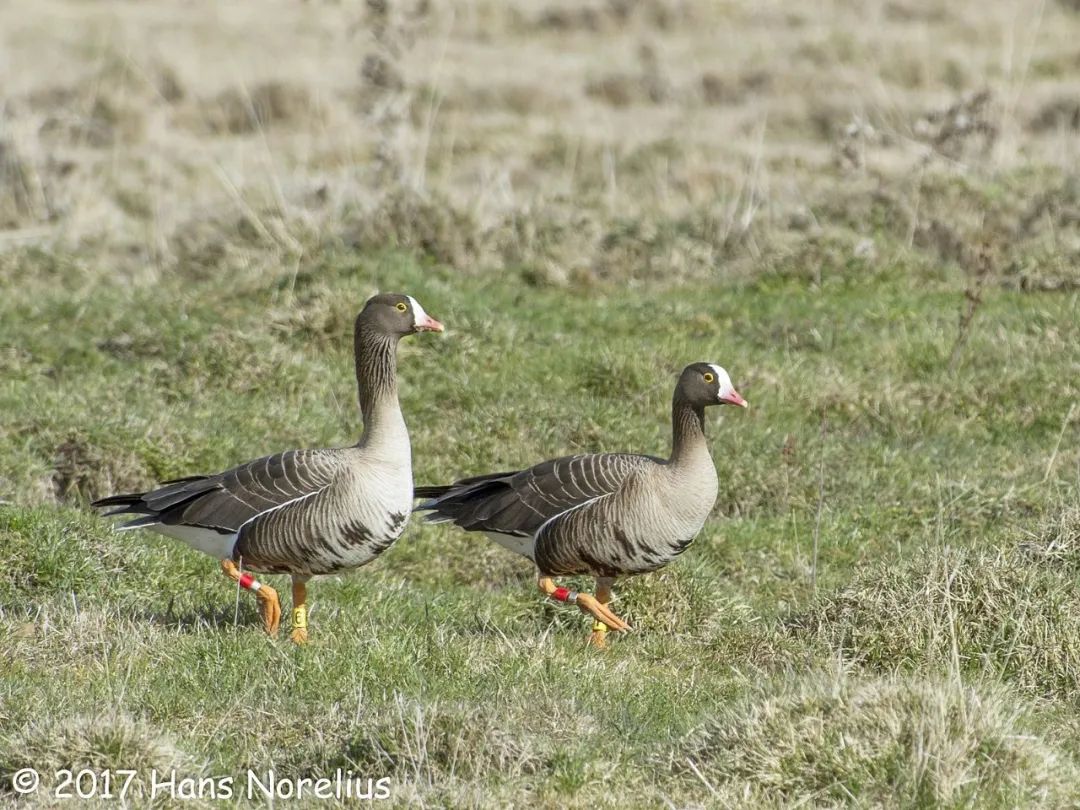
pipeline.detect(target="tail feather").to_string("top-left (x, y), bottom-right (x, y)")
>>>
top-left (92, 493), bottom-right (166, 523)
top-left (91, 492), bottom-right (148, 509)
top-left (89, 492), bottom-right (166, 531)
top-left (413, 471), bottom-right (528, 536)
top-left (415, 470), bottom-right (517, 499)
top-left (91, 476), bottom-right (219, 526)
top-left (414, 470), bottom-right (520, 512)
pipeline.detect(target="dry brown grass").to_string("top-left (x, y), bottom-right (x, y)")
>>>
top-left (0, 713), bottom-right (201, 807)
top-left (1, 0), bottom-right (1076, 288)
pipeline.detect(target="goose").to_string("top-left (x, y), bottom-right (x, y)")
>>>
top-left (415, 362), bottom-right (747, 648)
top-left (92, 293), bottom-right (444, 644)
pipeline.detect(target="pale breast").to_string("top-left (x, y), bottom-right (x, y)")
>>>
top-left (656, 459), bottom-right (718, 542)
top-left (533, 461), bottom-right (718, 577)
top-left (311, 460), bottom-right (413, 572)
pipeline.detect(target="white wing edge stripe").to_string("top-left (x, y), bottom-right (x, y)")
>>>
top-left (236, 485), bottom-right (331, 533)
top-left (531, 492), bottom-right (610, 540)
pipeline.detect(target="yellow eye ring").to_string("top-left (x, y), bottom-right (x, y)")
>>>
top-left (395, 302), bottom-right (408, 312)
top-left (703, 372), bottom-right (715, 383)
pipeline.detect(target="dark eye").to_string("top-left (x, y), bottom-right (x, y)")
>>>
top-left (703, 372), bottom-right (715, 383)
top-left (395, 302), bottom-right (408, 312)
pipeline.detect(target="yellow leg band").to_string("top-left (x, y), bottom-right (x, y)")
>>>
top-left (592, 620), bottom-right (609, 634)
top-left (292, 605), bottom-right (307, 630)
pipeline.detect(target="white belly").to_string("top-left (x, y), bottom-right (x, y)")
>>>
top-left (485, 532), bottom-right (536, 559)
top-left (134, 523), bottom-right (237, 559)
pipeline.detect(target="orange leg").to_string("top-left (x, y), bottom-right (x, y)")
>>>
top-left (537, 575), bottom-right (630, 640)
top-left (221, 559), bottom-right (281, 637)
top-left (289, 575), bottom-right (310, 645)
top-left (587, 577), bottom-right (616, 649)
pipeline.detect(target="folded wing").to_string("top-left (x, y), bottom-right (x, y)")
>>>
top-left (93, 449), bottom-right (342, 533)
top-left (416, 452), bottom-right (658, 536)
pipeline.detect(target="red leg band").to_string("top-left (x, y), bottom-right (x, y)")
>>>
top-left (552, 586), bottom-right (571, 602)
top-left (238, 572), bottom-right (256, 590)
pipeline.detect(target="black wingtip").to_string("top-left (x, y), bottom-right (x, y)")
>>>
top-left (90, 492), bottom-right (146, 510)
top-left (414, 485), bottom-right (452, 500)
top-left (158, 474), bottom-right (212, 486)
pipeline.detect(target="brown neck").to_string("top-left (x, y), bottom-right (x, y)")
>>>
top-left (353, 318), bottom-right (400, 439)
top-left (670, 391), bottom-right (707, 466)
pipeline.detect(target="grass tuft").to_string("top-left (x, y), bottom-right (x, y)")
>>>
top-left (669, 671), bottom-right (1078, 807)
top-left (50, 434), bottom-right (148, 505)
top-left (340, 189), bottom-right (482, 270)
top-left (336, 697), bottom-right (547, 782)
top-left (789, 543), bottom-right (1080, 701)
top-left (194, 81), bottom-right (326, 135)
top-left (1019, 506), bottom-right (1080, 572)
top-left (0, 713), bottom-right (199, 799)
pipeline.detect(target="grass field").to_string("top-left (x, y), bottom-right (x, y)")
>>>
top-left (3, 1), bottom-right (1080, 807)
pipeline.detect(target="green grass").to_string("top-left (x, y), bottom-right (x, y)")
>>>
top-left (2, 244), bottom-right (1079, 807)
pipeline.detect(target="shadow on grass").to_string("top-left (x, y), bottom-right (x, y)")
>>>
top-left (126, 597), bottom-right (267, 635)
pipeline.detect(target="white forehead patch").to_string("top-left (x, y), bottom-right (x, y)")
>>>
top-left (708, 364), bottom-right (733, 390)
top-left (406, 295), bottom-right (428, 326)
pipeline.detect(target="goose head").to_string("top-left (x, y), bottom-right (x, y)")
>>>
top-left (678, 362), bottom-right (748, 409)
top-left (360, 293), bottom-right (445, 337)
